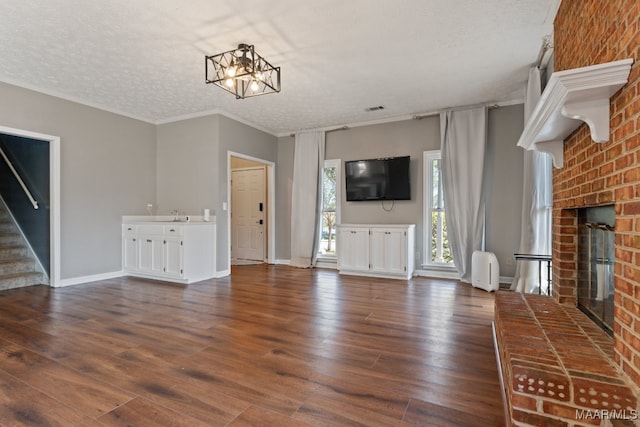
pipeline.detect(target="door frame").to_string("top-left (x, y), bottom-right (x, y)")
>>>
top-left (0, 125), bottom-right (61, 287)
top-left (227, 151), bottom-right (275, 269)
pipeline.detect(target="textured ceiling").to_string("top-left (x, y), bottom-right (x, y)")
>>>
top-left (0, 0), bottom-right (560, 136)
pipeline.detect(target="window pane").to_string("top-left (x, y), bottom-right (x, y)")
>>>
top-left (319, 166), bottom-right (337, 256)
top-left (425, 152), bottom-right (453, 266)
top-left (432, 159), bottom-right (444, 210)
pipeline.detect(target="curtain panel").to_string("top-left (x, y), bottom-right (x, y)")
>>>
top-left (511, 67), bottom-right (553, 293)
top-left (440, 107), bottom-right (487, 282)
top-left (290, 131), bottom-right (325, 268)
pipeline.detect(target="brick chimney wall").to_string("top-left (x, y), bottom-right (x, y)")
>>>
top-left (553, 0), bottom-right (640, 388)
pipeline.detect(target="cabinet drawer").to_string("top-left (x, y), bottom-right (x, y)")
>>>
top-left (122, 224), bottom-right (137, 235)
top-left (137, 224), bottom-right (164, 235)
top-left (163, 225), bottom-right (183, 236)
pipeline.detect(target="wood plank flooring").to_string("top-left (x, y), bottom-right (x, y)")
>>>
top-left (0, 265), bottom-right (505, 426)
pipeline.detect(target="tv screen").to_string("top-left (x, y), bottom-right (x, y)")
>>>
top-left (345, 156), bottom-right (411, 201)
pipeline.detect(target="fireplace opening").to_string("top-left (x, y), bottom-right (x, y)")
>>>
top-left (577, 206), bottom-right (615, 336)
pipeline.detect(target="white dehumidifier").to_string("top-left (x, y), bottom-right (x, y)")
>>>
top-left (471, 251), bottom-right (500, 292)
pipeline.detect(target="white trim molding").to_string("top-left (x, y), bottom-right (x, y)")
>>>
top-left (517, 58), bottom-right (633, 168)
top-left (214, 269), bottom-right (231, 278)
top-left (56, 270), bottom-right (125, 287)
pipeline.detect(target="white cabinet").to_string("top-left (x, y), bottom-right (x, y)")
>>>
top-left (122, 225), bottom-right (139, 271)
top-left (370, 228), bottom-right (409, 276)
top-left (163, 236), bottom-right (183, 278)
top-left (337, 224), bottom-right (415, 280)
top-left (139, 235), bottom-right (165, 275)
top-left (122, 222), bottom-right (215, 284)
top-left (337, 226), bottom-right (370, 272)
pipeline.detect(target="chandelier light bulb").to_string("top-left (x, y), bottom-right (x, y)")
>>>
top-left (225, 78), bottom-right (235, 88)
top-left (226, 64), bottom-right (236, 77)
top-left (250, 80), bottom-right (259, 91)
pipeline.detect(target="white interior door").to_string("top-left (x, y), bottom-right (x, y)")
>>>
top-left (231, 167), bottom-right (266, 261)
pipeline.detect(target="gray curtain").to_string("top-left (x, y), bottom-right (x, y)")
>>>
top-left (290, 131), bottom-right (325, 268)
top-left (440, 107), bottom-right (487, 282)
top-left (512, 67), bottom-right (553, 293)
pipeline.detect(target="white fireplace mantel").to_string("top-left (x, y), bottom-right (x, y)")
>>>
top-left (517, 58), bottom-right (633, 168)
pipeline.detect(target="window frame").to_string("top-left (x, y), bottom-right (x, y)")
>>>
top-left (317, 158), bottom-right (341, 260)
top-left (423, 150), bottom-right (455, 269)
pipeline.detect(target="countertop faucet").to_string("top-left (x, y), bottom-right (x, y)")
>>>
top-left (171, 210), bottom-right (179, 221)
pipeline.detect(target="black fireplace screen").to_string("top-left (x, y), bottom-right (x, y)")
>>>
top-left (577, 206), bottom-right (615, 336)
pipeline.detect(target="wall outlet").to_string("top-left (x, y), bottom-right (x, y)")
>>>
top-left (415, 251), bottom-right (420, 260)
top-left (506, 257), bottom-right (514, 266)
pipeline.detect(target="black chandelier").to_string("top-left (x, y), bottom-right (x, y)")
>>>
top-left (205, 43), bottom-right (281, 99)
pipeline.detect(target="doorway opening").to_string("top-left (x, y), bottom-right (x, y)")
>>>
top-left (0, 125), bottom-right (60, 287)
top-left (227, 152), bottom-right (275, 270)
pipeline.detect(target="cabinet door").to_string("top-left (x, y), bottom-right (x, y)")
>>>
top-left (139, 236), bottom-right (164, 275)
top-left (164, 237), bottom-right (183, 277)
top-left (123, 236), bottom-right (139, 271)
top-left (370, 228), bottom-right (407, 274)
top-left (369, 228), bottom-right (387, 273)
top-left (383, 228), bottom-right (408, 274)
top-left (338, 227), bottom-right (370, 271)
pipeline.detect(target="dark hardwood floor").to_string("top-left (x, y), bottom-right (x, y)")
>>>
top-left (0, 265), bottom-right (505, 426)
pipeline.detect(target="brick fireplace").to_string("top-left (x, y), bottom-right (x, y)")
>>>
top-left (553, 0), bottom-right (640, 390)
top-left (493, 2), bottom-right (640, 426)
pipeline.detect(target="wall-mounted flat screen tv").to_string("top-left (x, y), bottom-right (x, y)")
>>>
top-left (345, 156), bottom-right (411, 201)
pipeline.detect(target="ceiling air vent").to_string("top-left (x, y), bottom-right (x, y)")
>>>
top-left (365, 105), bottom-right (384, 112)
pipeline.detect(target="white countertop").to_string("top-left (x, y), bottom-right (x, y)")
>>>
top-left (122, 215), bottom-right (216, 224)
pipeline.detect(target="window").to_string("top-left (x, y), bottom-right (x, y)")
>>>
top-left (423, 150), bottom-right (454, 267)
top-left (318, 159), bottom-right (340, 258)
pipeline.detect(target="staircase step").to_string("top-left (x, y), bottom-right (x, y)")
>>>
top-left (0, 272), bottom-right (44, 291)
top-left (0, 245), bottom-right (29, 258)
top-left (0, 256), bottom-right (35, 275)
top-left (0, 222), bottom-right (16, 233)
top-left (0, 233), bottom-right (23, 246)
top-left (0, 203), bottom-right (44, 291)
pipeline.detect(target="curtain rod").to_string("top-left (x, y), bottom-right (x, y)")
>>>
top-left (289, 125), bottom-right (348, 138)
top-left (536, 35), bottom-right (553, 69)
top-left (411, 102), bottom-right (501, 121)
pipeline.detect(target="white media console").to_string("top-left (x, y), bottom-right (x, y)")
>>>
top-left (336, 224), bottom-right (415, 280)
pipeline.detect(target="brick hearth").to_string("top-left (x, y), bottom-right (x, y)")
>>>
top-left (494, 292), bottom-right (638, 426)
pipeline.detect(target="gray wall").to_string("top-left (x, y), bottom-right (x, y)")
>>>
top-left (275, 105), bottom-right (524, 277)
top-left (157, 114), bottom-right (277, 272)
top-left (0, 82), bottom-right (157, 280)
top-left (276, 137), bottom-right (295, 261)
top-left (218, 116), bottom-right (278, 271)
top-left (156, 116), bottom-right (220, 215)
top-left (485, 104), bottom-right (524, 277)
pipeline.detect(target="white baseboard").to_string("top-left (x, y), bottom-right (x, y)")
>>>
top-left (414, 269), bottom-right (514, 285)
top-left (214, 269), bottom-right (230, 278)
top-left (54, 270), bottom-right (125, 287)
top-left (274, 259), bottom-right (291, 265)
top-left (315, 260), bottom-right (338, 269)
top-left (499, 275), bottom-right (514, 285)
top-left (414, 269), bottom-right (461, 280)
